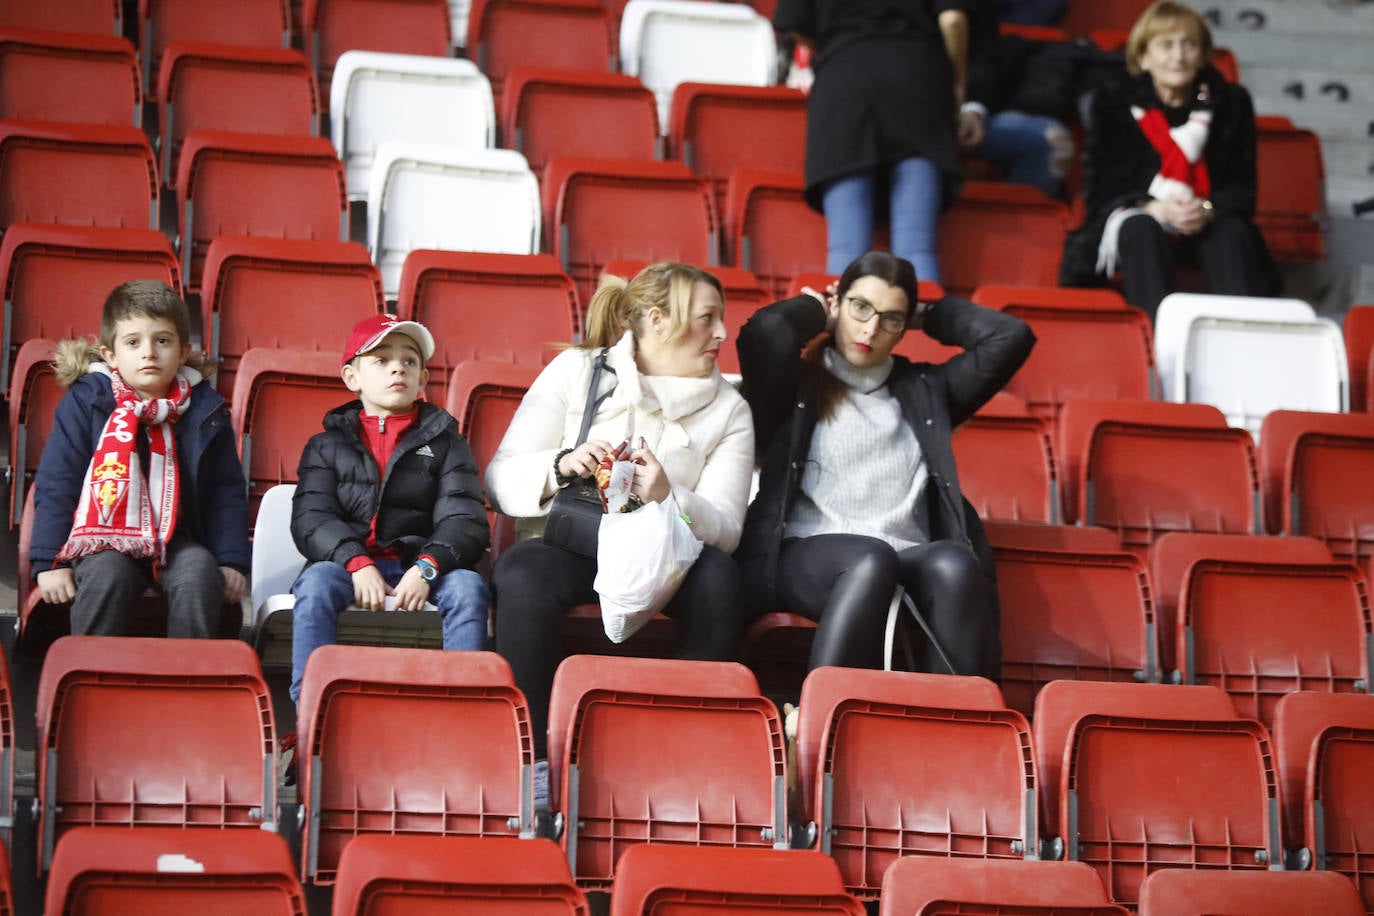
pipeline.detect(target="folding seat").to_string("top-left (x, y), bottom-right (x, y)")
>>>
top-left (9, 338), bottom-right (59, 528)
top-left (1259, 409), bottom-right (1374, 577)
top-left (990, 536), bottom-right (1157, 718)
top-left (795, 667), bottom-right (1035, 899)
top-left (0, 223), bottom-right (179, 399)
top-left (0, 28), bottom-right (139, 126)
top-left (546, 655), bottom-right (787, 888)
top-left (619, 0), bottom-right (776, 130)
top-left (500, 67), bottom-right (659, 177)
top-left (1032, 679), bottom-right (1279, 909)
top-left (1139, 869), bottom-right (1365, 916)
top-left (0, 121), bottom-right (157, 233)
top-left (1343, 304), bottom-right (1374, 411)
top-left (610, 845), bottom-right (864, 915)
top-left (1254, 119), bottom-right (1325, 263)
top-left (201, 236), bottom-right (383, 397)
top-left (984, 519), bottom-right (1122, 553)
top-left (937, 181), bottom-right (1068, 298)
top-left (879, 858), bottom-right (1122, 916)
top-left (1056, 399), bottom-right (1258, 556)
top-left (0, 0), bottom-right (121, 36)
top-left (332, 835), bottom-right (588, 913)
top-left (302, 0), bottom-right (451, 112)
top-left (46, 827), bottom-right (303, 914)
top-left (467, 0), bottom-right (614, 101)
top-left (971, 284), bottom-right (1151, 419)
top-left (951, 395), bottom-right (1058, 524)
top-left (158, 44), bottom-right (317, 187)
top-left (139, 0), bottom-right (292, 97)
top-left (1056, 0), bottom-right (1152, 37)
top-left (369, 144), bottom-right (540, 300)
top-left (296, 646), bottom-right (533, 883)
top-left (399, 250), bottom-right (574, 403)
top-left (176, 132), bottom-right (347, 292)
top-left (543, 156), bottom-right (715, 306)
top-left (331, 51), bottom-right (494, 201)
top-left (231, 347), bottom-right (352, 520)
top-left (34, 635), bottom-right (279, 872)
top-left (725, 169), bottom-right (825, 300)
top-left (444, 360), bottom-right (541, 482)
top-left (0, 652), bottom-right (15, 852)
top-left (670, 83), bottom-right (806, 218)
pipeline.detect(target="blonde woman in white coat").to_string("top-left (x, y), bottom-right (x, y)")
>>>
top-left (486, 261), bottom-right (755, 793)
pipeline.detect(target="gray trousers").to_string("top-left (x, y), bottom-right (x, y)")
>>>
top-left (69, 534), bottom-right (225, 638)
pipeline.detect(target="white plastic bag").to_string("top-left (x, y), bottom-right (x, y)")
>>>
top-left (593, 493), bottom-right (703, 643)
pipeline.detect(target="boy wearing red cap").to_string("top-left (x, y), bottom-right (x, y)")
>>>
top-left (288, 315), bottom-right (491, 706)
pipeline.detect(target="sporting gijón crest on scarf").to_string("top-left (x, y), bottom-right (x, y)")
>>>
top-left (56, 366), bottom-right (193, 570)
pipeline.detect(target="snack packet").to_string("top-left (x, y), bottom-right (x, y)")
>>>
top-left (596, 408), bottom-right (637, 512)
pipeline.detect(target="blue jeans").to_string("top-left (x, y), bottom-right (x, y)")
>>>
top-left (975, 110), bottom-right (1069, 198)
top-left (289, 558), bottom-right (490, 702)
top-left (821, 156), bottom-right (942, 281)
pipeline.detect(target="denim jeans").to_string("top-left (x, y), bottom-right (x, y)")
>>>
top-left (821, 156), bottom-right (942, 280)
top-left (975, 110), bottom-right (1069, 198)
top-left (289, 558), bottom-right (490, 702)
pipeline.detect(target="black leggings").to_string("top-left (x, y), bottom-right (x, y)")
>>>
top-left (491, 537), bottom-right (743, 758)
top-left (774, 534), bottom-right (1000, 679)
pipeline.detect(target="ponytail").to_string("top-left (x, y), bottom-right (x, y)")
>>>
top-left (580, 272), bottom-right (632, 348)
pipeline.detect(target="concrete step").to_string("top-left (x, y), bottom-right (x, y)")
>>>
top-left (1326, 177), bottom-right (1374, 219)
top-left (1200, 0), bottom-right (1374, 38)
top-left (1319, 138), bottom-right (1374, 184)
top-left (1249, 96), bottom-right (1374, 141)
top-left (1243, 65), bottom-right (1374, 110)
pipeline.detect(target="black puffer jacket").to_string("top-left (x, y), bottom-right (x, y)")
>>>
top-left (291, 400), bottom-right (489, 574)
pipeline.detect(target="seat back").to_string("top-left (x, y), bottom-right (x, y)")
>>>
top-left (398, 250), bottom-right (574, 403)
top-left (177, 131), bottom-right (347, 291)
top-left (1342, 304), bottom-right (1374, 411)
top-left (201, 237), bottom-right (383, 396)
top-left (444, 360), bottom-right (540, 484)
top-left (879, 858), bottom-right (1116, 916)
top-left (1138, 868), bottom-right (1366, 916)
top-left (725, 168), bottom-right (825, 300)
top-left (369, 144), bottom-right (540, 299)
top-left (609, 844), bottom-right (864, 915)
top-left (937, 182), bottom-right (1067, 298)
top-left (547, 655), bottom-right (786, 889)
top-left (297, 646), bottom-right (534, 883)
top-left (8, 337), bottom-right (60, 527)
top-left (0, 28), bottom-right (139, 126)
top-left (45, 826), bottom-right (304, 914)
top-left (0, 0), bottom-right (121, 35)
top-left (332, 835), bottom-right (588, 914)
top-left (0, 121), bottom-right (157, 232)
top-left (331, 51), bottom-right (494, 200)
top-left (34, 636), bottom-right (277, 872)
top-left (158, 44), bottom-right (317, 187)
top-left (972, 285), bottom-right (1150, 418)
top-left (501, 67), bottom-right (658, 176)
top-left (1272, 691), bottom-right (1374, 858)
top-left (951, 411), bottom-right (1057, 524)
top-left (1254, 120), bottom-right (1325, 263)
top-left (984, 520), bottom-right (1121, 553)
top-left (139, 0), bottom-right (290, 96)
top-left (469, 0), bottom-right (613, 100)
top-left (248, 483), bottom-right (304, 628)
top-left (302, 0), bottom-right (450, 111)
top-left (1309, 724), bottom-right (1374, 912)
top-left (544, 156), bottom-right (714, 306)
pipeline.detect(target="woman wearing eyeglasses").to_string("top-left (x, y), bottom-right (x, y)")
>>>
top-left (735, 251), bottom-right (1033, 677)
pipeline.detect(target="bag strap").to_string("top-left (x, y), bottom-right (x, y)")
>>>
top-left (573, 349), bottom-right (617, 447)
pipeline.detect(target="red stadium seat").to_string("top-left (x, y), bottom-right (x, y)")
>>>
top-left (332, 835), bottom-right (587, 914)
top-left (9, 338), bottom-right (59, 528)
top-left (1057, 0), bottom-right (1153, 37)
top-left (399, 250), bottom-right (575, 403)
top-left (0, 120), bottom-right (157, 232)
top-left (1259, 409), bottom-right (1374, 578)
top-left (500, 68), bottom-right (658, 177)
top-left (880, 858), bottom-right (1121, 916)
top-left (1140, 869), bottom-right (1364, 916)
top-left (34, 636), bottom-right (278, 872)
top-left (952, 406), bottom-right (1058, 524)
top-left (0, 28), bottom-right (139, 126)
top-left (302, 0), bottom-right (450, 112)
top-left (1255, 120), bottom-right (1325, 263)
top-left (543, 156), bottom-right (716, 306)
top-left (984, 519), bottom-right (1122, 553)
top-left (1273, 692), bottom-right (1374, 857)
top-left (158, 43), bottom-right (318, 188)
top-left (0, 652), bottom-right (17, 851)
top-left (796, 667), bottom-right (1031, 899)
top-left (725, 169), bottom-right (826, 300)
top-left (0, 0), bottom-right (120, 36)
top-left (972, 284), bottom-right (1151, 419)
top-left (176, 131), bottom-right (347, 291)
top-left (296, 647), bottom-right (534, 883)
top-left (546, 655), bottom-right (787, 889)
top-left (139, 0), bottom-right (291, 98)
top-left (46, 826), bottom-right (302, 914)
top-left (937, 181), bottom-right (1068, 298)
top-left (610, 845), bottom-right (864, 915)
top-left (201, 236), bottom-right (382, 397)
top-left (444, 360), bottom-right (540, 484)
top-left (1343, 304), bottom-right (1374, 411)
top-left (469, 0), bottom-right (614, 101)
top-left (0, 223), bottom-right (180, 398)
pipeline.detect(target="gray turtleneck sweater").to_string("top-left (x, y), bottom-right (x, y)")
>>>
top-left (784, 348), bottom-right (929, 550)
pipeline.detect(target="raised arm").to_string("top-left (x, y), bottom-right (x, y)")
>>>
top-left (921, 296), bottom-right (1035, 427)
top-left (737, 293), bottom-right (828, 460)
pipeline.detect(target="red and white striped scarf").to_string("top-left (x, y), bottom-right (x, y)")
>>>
top-left (1132, 104), bottom-right (1212, 202)
top-left (56, 367), bottom-right (192, 568)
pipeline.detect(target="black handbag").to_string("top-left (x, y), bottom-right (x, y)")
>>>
top-left (543, 350), bottom-right (616, 556)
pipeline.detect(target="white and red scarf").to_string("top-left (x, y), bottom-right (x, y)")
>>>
top-left (1132, 104), bottom-right (1212, 203)
top-left (56, 366), bottom-right (193, 569)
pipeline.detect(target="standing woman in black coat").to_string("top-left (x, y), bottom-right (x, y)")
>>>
top-left (1059, 0), bottom-right (1277, 320)
top-left (735, 251), bottom-right (1034, 678)
top-left (774, 0), bottom-right (973, 280)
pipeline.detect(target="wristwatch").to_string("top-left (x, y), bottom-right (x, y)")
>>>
top-left (415, 558), bottom-right (439, 583)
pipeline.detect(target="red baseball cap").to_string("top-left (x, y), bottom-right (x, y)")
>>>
top-left (342, 315), bottom-right (435, 367)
